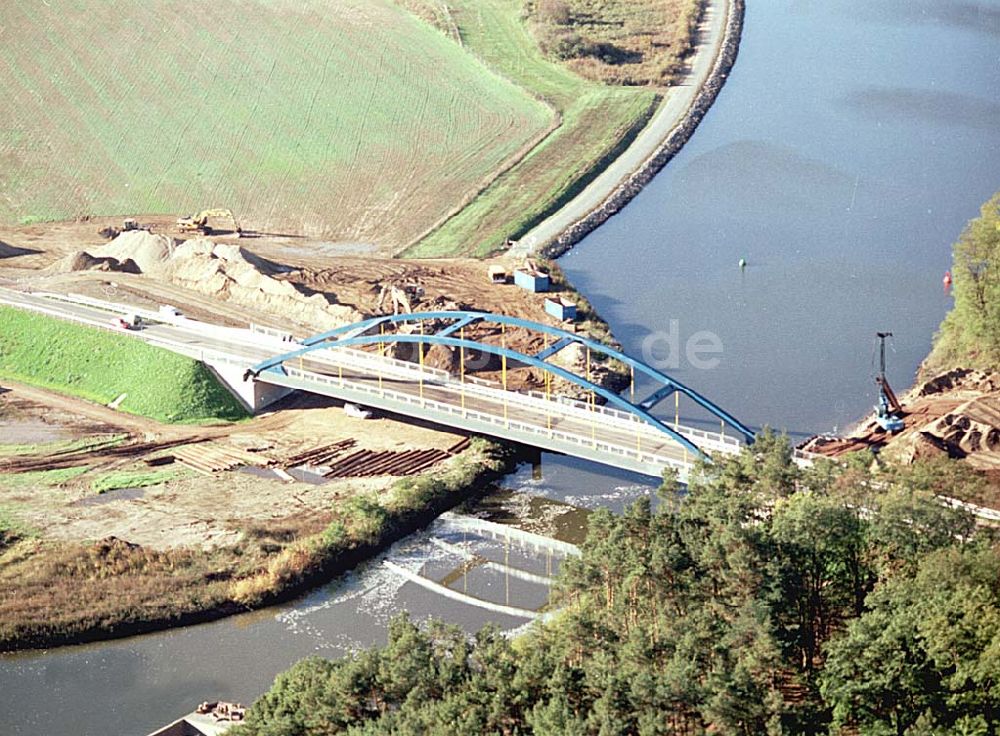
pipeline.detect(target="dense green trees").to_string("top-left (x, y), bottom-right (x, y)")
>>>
top-left (235, 435), bottom-right (997, 735)
top-left (930, 192), bottom-right (1000, 370)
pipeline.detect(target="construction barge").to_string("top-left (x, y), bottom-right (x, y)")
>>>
top-left (146, 702), bottom-right (244, 736)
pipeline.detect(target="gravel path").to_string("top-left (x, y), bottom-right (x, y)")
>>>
top-left (512, 0), bottom-right (731, 256)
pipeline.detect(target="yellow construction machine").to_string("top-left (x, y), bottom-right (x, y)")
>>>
top-left (176, 208), bottom-right (241, 236)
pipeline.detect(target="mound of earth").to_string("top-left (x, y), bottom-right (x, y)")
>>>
top-left (69, 231), bottom-right (363, 329)
top-left (922, 396), bottom-right (1000, 468)
top-left (49, 251), bottom-right (141, 274)
top-left (911, 367), bottom-right (1000, 400)
top-left (882, 430), bottom-right (964, 466)
top-left (90, 230), bottom-right (176, 273)
top-left (153, 238), bottom-right (362, 328)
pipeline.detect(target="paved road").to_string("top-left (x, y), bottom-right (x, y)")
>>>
top-left (1, 288), bottom-right (740, 476)
top-left (513, 0), bottom-right (730, 255)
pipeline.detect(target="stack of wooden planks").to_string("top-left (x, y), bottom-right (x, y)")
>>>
top-left (162, 436), bottom-right (472, 479)
top-left (445, 437), bottom-right (471, 455)
top-left (282, 439), bottom-right (357, 468)
top-left (172, 443), bottom-right (273, 475)
top-left (323, 448), bottom-right (453, 478)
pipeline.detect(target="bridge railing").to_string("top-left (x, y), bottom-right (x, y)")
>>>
top-left (278, 365), bottom-right (693, 476)
top-left (295, 346), bottom-right (743, 456)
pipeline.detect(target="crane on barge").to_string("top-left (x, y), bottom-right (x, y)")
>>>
top-left (873, 331), bottom-right (904, 433)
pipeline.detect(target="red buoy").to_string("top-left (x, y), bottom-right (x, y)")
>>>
top-left (943, 270), bottom-right (953, 294)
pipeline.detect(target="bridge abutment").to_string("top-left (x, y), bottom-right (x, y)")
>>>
top-left (205, 360), bottom-right (293, 413)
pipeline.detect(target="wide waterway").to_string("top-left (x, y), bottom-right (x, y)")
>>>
top-left (4, 1), bottom-right (1000, 733)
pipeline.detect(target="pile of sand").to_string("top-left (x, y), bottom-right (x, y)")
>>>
top-left (152, 238), bottom-right (362, 328)
top-left (59, 231), bottom-right (363, 329)
top-left (90, 230), bottom-right (176, 273)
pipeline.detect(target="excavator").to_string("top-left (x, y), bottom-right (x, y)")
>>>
top-left (176, 208), bottom-right (241, 236)
top-left (375, 282), bottom-right (424, 315)
top-left (873, 331), bottom-right (904, 433)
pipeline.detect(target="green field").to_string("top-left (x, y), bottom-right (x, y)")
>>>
top-left (404, 0), bottom-right (659, 257)
top-left (0, 307), bottom-right (247, 423)
top-left (0, 0), bottom-right (665, 257)
top-left (0, 0), bottom-right (550, 247)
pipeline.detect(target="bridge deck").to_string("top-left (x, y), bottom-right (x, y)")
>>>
top-left (261, 360), bottom-right (705, 479)
top-left (0, 288), bottom-right (753, 479)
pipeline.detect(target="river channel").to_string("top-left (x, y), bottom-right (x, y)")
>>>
top-left (3, 1), bottom-right (1000, 733)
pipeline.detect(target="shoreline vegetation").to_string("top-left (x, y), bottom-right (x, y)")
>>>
top-left (526, 0), bottom-right (707, 86)
top-left (232, 194), bottom-right (1000, 735)
top-left (233, 437), bottom-right (998, 735)
top-left (0, 438), bottom-right (515, 652)
top-left (924, 192), bottom-right (1000, 376)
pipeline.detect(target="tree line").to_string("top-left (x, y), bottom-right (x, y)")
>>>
top-left (930, 191), bottom-right (1000, 371)
top-left (233, 432), bottom-right (1000, 735)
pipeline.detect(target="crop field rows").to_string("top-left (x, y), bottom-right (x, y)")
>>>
top-left (0, 0), bottom-right (550, 247)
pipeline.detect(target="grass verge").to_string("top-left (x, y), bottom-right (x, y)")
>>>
top-left (90, 469), bottom-right (180, 495)
top-left (0, 306), bottom-right (248, 423)
top-left (0, 434), bottom-right (127, 458)
top-left (0, 466), bottom-right (91, 491)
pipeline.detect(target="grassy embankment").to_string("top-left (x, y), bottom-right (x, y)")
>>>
top-left (404, 0), bottom-right (661, 257)
top-left (0, 0), bottom-right (550, 246)
top-left (0, 305), bottom-right (247, 423)
top-left (0, 439), bottom-right (512, 651)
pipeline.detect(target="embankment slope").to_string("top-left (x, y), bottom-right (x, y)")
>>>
top-left (0, 305), bottom-right (247, 423)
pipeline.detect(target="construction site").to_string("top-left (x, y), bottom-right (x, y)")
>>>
top-left (0, 212), bottom-right (629, 649)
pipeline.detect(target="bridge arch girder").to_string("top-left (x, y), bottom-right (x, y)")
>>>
top-left (248, 310), bottom-right (754, 454)
top-left (294, 311), bottom-right (754, 443)
top-left (252, 331), bottom-right (706, 459)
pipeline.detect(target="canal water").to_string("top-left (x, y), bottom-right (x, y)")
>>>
top-left (4, 1), bottom-right (1000, 733)
top-left (561, 0), bottom-right (1000, 439)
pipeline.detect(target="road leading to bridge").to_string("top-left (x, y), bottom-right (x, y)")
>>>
top-left (0, 288), bottom-right (746, 478)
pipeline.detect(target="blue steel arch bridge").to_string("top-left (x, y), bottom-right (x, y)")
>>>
top-left (246, 311), bottom-right (754, 480)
